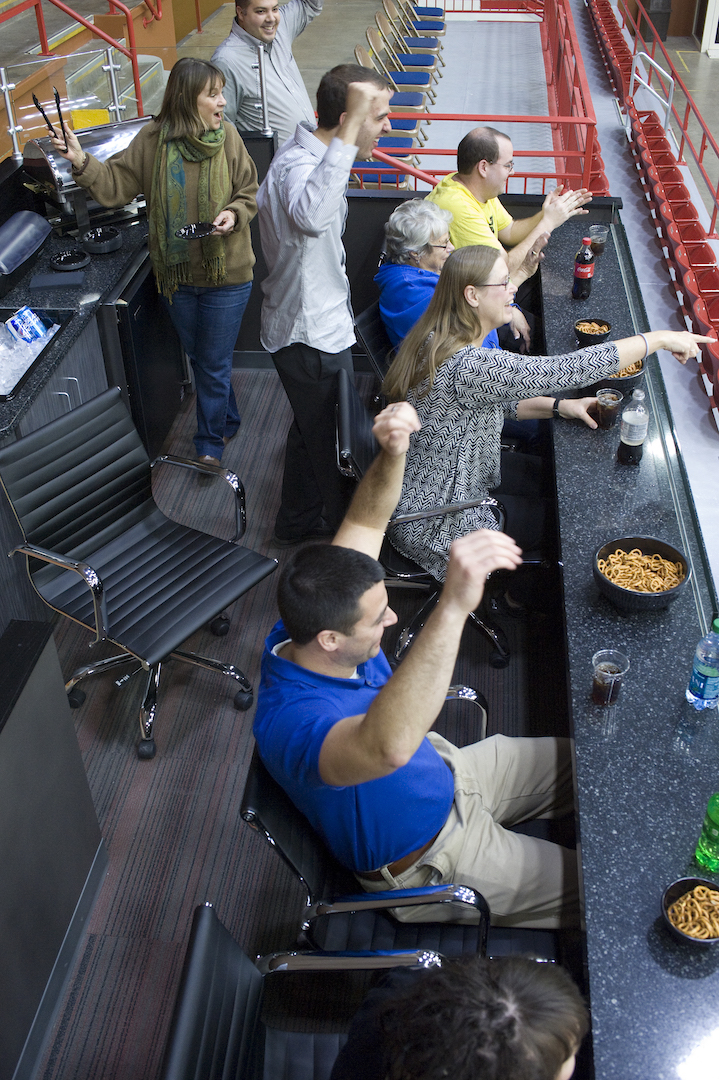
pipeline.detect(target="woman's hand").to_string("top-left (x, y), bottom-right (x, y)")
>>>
top-left (508, 306), bottom-right (531, 351)
top-left (559, 396), bottom-right (598, 429)
top-left (212, 209), bottom-right (237, 236)
top-left (48, 125), bottom-right (84, 169)
top-left (656, 330), bottom-right (716, 363)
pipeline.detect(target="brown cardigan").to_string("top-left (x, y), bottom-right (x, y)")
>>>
top-left (75, 121), bottom-right (258, 287)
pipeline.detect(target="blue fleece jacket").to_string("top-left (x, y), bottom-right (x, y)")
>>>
top-left (374, 261), bottom-right (499, 349)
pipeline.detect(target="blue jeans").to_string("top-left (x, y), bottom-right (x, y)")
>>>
top-left (163, 281), bottom-right (252, 459)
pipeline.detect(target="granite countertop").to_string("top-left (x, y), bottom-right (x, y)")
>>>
top-left (543, 219), bottom-right (719, 1079)
top-left (0, 218), bottom-right (149, 438)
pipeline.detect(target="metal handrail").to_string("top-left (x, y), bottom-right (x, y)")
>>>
top-left (364, 0), bottom-right (601, 193)
top-left (615, 0), bottom-right (719, 233)
top-left (47, 0), bottom-right (144, 116)
top-left (0, 0), bottom-right (145, 116)
top-left (629, 52), bottom-right (674, 132)
top-left (444, 0), bottom-right (543, 12)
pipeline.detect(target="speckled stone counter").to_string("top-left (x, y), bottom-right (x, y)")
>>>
top-left (543, 218), bottom-right (719, 1079)
top-left (0, 218), bottom-right (149, 439)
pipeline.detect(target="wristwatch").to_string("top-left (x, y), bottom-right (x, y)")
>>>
top-left (552, 398), bottom-right (562, 419)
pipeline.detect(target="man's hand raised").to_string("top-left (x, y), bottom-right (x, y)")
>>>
top-left (336, 82), bottom-right (382, 146)
top-left (372, 401), bottom-right (421, 457)
top-left (541, 185), bottom-right (592, 232)
top-left (441, 530), bottom-right (523, 616)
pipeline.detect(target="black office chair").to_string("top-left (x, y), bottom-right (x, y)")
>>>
top-left (241, 747), bottom-right (491, 957)
top-left (354, 300), bottom-right (395, 386)
top-left (241, 749), bottom-right (563, 964)
top-left (335, 368), bottom-right (511, 667)
top-left (0, 386), bottom-right (277, 759)
top-left (161, 902), bottom-right (442, 1080)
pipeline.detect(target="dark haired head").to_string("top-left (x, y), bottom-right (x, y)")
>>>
top-left (156, 57), bottom-right (226, 140)
top-left (381, 956), bottom-right (588, 1080)
top-left (316, 64), bottom-right (390, 130)
top-left (457, 126), bottom-right (509, 176)
top-left (277, 544), bottom-right (385, 645)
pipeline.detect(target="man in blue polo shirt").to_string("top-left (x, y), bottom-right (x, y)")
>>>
top-left (253, 402), bottom-right (579, 928)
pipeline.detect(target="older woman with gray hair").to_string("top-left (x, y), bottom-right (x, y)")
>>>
top-left (375, 199), bottom-right (499, 349)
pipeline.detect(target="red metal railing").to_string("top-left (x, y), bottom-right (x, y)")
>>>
top-left (355, 0), bottom-right (604, 193)
top-left (442, 0), bottom-right (543, 13)
top-left (0, 0), bottom-right (147, 115)
top-left (591, 0), bottom-right (719, 233)
top-left (612, 0), bottom-right (719, 234)
top-left (365, 113), bottom-right (599, 192)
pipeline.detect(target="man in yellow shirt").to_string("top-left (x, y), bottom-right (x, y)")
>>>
top-left (428, 125), bottom-right (591, 273)
top-left (427, 126), bottom-right (591, 347)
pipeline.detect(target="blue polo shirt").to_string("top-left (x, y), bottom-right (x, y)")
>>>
top-left (253, 621), bottom-right (455, 872)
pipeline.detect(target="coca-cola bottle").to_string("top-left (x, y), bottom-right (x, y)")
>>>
top-left (572, 237), bottom-right (595, 300)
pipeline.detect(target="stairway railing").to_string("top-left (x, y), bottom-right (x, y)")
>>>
top-left (0, 0), bottom-right (145, 115)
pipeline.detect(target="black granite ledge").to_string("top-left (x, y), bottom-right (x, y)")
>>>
top-left (543, 219), bottom-right (719, 1080)
top-left (0, 218), bottom-right (149, 438)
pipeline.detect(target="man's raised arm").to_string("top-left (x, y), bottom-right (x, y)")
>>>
top-left (332, 401), bottom-right (421, 559)
top-left (319, 529), bottom-right (523, 786)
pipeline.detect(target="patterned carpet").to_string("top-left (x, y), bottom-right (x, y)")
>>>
top-left (36, 370), bottom-right (569, 1080)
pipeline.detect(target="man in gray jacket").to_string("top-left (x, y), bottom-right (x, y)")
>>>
top-left (212, 0), bottom-right (322, 145)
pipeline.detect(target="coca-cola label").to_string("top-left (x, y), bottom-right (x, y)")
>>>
top-left (574, 262), bottom-right (594, 278)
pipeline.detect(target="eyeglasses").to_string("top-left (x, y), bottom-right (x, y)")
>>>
top-left (481, 275), bottom-right (512, 289)
top-left (499, 159), bottom-right (514, 172)
top-left (429, 239), bottom-right (453, 251)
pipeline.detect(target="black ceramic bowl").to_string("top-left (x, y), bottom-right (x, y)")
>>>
top-left (575, 317), bottom-right (611, 347)
top-left (662, 877), bottom-right (719, 947)
top-left (593, 536), bottom-right (690, 613)
top-left (81, 226), bottom-right (122, 254)
top-left (583, 361), bottom-right (645, 397)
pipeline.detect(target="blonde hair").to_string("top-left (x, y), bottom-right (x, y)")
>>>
top-left (382, 245), bottom-right (502, 400)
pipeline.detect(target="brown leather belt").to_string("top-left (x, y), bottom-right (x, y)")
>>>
top-left (355, 831), bottom-right (440, 882)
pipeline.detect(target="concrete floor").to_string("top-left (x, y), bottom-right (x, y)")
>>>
top-left (178, 0), bottom-right (380, 101)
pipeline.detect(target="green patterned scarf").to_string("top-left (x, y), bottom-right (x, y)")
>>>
top-left (150, 123), bottom-right (230, 299)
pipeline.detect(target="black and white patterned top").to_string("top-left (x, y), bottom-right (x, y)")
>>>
top-left (389, 340), bottom-right (620, 580)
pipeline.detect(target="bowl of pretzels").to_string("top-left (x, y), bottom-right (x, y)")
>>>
top-left (593, 536), bottom-right (691, 613)
top-left (662, 877), bottom-right (719, 947)
top-left (575, 317), bottom-right (611, 347)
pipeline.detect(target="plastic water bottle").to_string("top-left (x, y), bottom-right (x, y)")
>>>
top-left (695, 792), bottom-right (719, 872)
top-left (686, 617), bottom-right (719, 710)
top-left (617, 388), bottom-right (649, 465)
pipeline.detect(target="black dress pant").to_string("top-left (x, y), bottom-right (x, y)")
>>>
top-left (272, 342), bottom-right (354, 540)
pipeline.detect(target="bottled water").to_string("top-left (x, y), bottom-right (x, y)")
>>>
top-left (695, 792), bottom-right (719, 872)
top-left (686, 617), bottom-right (719, 710)
top-left (617, 388), bottom-right (649, 465)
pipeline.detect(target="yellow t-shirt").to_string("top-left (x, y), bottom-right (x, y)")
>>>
top-left (426, 174), bottom-right (513, 251)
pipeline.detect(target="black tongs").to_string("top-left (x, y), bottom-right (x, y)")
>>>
top-left (53, 87), bottom-right (69, 152)
top-left (31, 89), bottom-right (68, 151)
top-left (32, 93), bottom-right (58, 140)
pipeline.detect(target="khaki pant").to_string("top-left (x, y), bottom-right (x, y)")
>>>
top-left (357, 733), bottom-right (579, 929)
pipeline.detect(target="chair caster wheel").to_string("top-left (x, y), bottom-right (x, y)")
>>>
top-left (137, 739), bottom-right (156, 760)
top-left (209, 614), bottom-right (231, 637)
top-left (490, 653), bottom-right (510, 669)
top-left (234, 689), bottom-right (253, 711)
top-left (67, 687), bottom-right (86, 708)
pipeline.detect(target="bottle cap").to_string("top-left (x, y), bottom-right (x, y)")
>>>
top-left (632, 389), bottom-right (645, 400)
top-left (712, 616), bottom-right (719, 633)
top-left (582, 237), bottom-right (591, 244)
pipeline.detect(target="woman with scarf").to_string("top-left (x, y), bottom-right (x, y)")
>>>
top-left (50, 57), bottom-right (258, 466)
